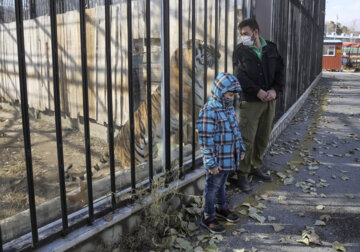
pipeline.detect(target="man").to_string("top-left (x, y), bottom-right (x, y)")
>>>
top-left (232, 18), bottom-right (284, 192)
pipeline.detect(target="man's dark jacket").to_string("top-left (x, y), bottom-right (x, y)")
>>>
top-left (232, 40), bottom-right (285, 102)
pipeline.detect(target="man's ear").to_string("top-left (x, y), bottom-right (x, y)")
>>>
top-left (254, 29), bottom-right (259, 37)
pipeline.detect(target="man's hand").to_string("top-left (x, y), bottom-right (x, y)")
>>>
top-left (209, 166), bottom-right (222, 175)
top-left (240, 154), bottom-right (245, 160)
top-left (257, 89), bottom-right (268, 102)
top-left (265, 89), bottom-right (277, 101)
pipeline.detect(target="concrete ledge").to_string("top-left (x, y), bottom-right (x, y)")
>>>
top-left (36, 164), bottom-right (206, 252)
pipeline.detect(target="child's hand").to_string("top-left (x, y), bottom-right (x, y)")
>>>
top-left (240, 154), bottom-right (245, 160)
top-left (209, 166), bottom-right (222, 175)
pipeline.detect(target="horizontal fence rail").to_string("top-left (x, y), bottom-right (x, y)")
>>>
top-left (0, 0), bottom-right (325, 250)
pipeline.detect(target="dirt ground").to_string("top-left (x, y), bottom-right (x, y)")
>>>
top-left (0, 102), bottom-right (110, 220)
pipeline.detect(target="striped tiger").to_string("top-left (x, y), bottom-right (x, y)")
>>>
top-left (114, 39), bottom-right (220, 168)
top-left (65, 39), bottom-right (220, 183)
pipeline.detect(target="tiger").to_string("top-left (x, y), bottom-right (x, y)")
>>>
top-left (114, 39), bottom-right (220, 168)
top-left (65, 39), bottom-right (220, 184)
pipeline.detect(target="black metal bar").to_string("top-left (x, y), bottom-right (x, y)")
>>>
top-left (49, 0), bottom-right (69, 234)
top-left (234, 0), bottom-right (238, 60)
top-left (161, 0), bottom-right (171, 173)
top-left (178, 0), bottom-right (183, 173)
top-left (191, 0), bottom-right (196, 169)
top-left (243, 0), bottom-right (248, 19)
top-left (233, 0), bottom-right (238, 108)
top-left (105, 0), bottom-right (116, 209)
top-left (215, 0), bottom-right (219, 76)
top-left (127, 0), bottom-right (136, 190)
top-left (14, 0), bottom-right (39, 246)
top-left (224, 0), bottom-right (229, 72)
top-left (79, 0), bottom-right (94, 223)
top-left (0, 224), bottom-right (3, 252)
top-left (30, 0), bottom-right (36, 19)
top-left (203, 0), bottom-right (208, 102)
top-left (146, 0), bottom-right (153, 184)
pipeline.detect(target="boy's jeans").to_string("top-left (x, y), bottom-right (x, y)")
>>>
top-left (203, 170), bottom-right (230, 218)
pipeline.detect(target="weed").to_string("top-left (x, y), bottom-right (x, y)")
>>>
top-left (113, 170), bottom-right (214, 252)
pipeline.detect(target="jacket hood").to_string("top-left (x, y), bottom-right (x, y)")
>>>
top-left (211, 72), bottom-right (242, 101)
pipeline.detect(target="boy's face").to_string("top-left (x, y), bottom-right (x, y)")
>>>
top-left (224, 92), bottom-right (235, 101)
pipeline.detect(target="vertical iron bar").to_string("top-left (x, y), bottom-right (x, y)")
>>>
top-left (105, 0), bottom-right (116, 209)
top-left (50, 0), bottom-right (68, 233)
top-left (142, 0), bottom-right (154, 185)
top-left (146, 0), bottom-right (153, 184)
top-left (14, 0), bottom-right (39, 245)
top-left (161, 0), bottom-right (171, 174)
top-left (203, 0), bottom-right (208, 102)
top-left (30, 0), bottom-right (36, 19)
top-left (224, 0), bottom-right (229, 72)
top-left (234, 0), bottom-right (238, 59)
top-left (233, 0), bottom-right (238, 108)
top-left (191, 0), bottom-right (196, 169)
top-left (0, 223), bottom-right (3, 252)
top-left (79, 0), bottom-right (94, 223)
top-left (127, 0), bottom-right (136, 190)
top-left (178, 0), bottom-right (183, 173)
top-left (215, 0), bottom-right (219, 76)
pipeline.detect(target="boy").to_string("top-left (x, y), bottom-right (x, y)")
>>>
top-left (197, 72), bottom-right (246, 234)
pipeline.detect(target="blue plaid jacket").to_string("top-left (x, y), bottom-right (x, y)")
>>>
top-left (197, 73), bottom-right (246, 171)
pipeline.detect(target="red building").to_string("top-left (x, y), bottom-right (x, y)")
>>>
top-left (322, 40), bottom-right (342, 71)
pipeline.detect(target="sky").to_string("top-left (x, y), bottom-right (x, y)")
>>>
top-left (325, 0), bottom-right (360, 31)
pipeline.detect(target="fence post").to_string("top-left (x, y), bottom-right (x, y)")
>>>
top-left (224, 0), bottom-right (229, 72)
top-left (215, 0), bottom-right (219, 76)
top-left (105, 0), bottom-right (116, 209)
top-left (79, 0), bottom-right (94, 223)
top-left (191, 0), bottom-right (196, 169)
top-left (161, 0), bottom-right (171, 175)
top-left (49, 0), bottom-right (69, 234)
top-left (178, 0), bottom-right (183, 177)
top-left (14, 0), bottom-right (38, 246)
top-left (203, 0), bottom-right (208, 101)
top-left (0, 224), bottom-right (3, 252)
top-left (146, 0), bottom-right (154, 184)
top-left (127, 0), bottom-right (136, 191)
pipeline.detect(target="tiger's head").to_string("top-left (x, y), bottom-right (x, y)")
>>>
top-left (179, 39), bottom-right (221, 73)
top-left (195, 40), bottom-right (221, 71)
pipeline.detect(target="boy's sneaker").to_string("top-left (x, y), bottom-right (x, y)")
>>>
top-left (200, 216), bottom-right (226, 234)
top-left (216, 208), bottom-right (240, 223)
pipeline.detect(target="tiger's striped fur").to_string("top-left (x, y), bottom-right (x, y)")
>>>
top-left (114, 39), bottom-right (220, 168)
top-left (65, 39), bottom-right (220, 182)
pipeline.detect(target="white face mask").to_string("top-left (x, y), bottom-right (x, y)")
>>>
top-left (241, 35), bottom-right (254, 46)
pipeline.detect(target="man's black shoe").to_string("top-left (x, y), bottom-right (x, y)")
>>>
top-left (237, 175), bottom-right (251, 192)
top-left (250, 169), bottom-right (272, 181)
top-left (200, 216), bottom-right (226, 234)
top-left (216, 208), bottom-right (240, 223)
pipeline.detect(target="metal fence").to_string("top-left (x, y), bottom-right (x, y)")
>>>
top-left (0, 0), bottom-right (324, 250)
top-left (270, 0), bottom-right (325, 120)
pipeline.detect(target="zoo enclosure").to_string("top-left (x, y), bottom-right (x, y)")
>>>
top-left (0, 0), bottom-right (325, 251)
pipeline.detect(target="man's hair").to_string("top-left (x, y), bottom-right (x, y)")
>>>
top-left (238, 18), bottom-right (260, 32)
